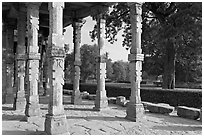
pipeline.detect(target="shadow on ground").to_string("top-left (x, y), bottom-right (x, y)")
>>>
top-left (2, 114), bottom-right (25, 121)
top-left (152, 125), bottom-right (202, 131)
top-left (144, 111), bottom-right (201, 125)
top-left (2, 130), bottom-right (46, 135)
top-left (66, 115), bottom-right (128, 122)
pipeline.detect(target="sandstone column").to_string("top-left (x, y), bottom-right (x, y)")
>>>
top-left (5, 20), bottom-right (15, 104)
top-left (71, 19), bottom-right (83, 104)
top-left (94, 14), bottom-right (108, 111)
top-left (25, 3), bottom-right (41, 121)
top-left (13, 4), bottom-right (27, 111)
top-left (126, 3), bottom-right (144, 121)
top-left (44, 2), bottom-right (69, 135)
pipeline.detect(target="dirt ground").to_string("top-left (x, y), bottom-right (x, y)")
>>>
top-left (1, 95), bottom-right (202, 135)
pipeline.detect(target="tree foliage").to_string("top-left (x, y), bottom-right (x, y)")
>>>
top-left (90, 2), bottom-right (202, 88)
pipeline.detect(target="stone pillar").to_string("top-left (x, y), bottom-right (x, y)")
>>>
top-left (25, 3), bottom-right (41, 121)
top-left (93, 14), bottom-right (108, 111)
top-left (44, 2), bottom-right (69, 135)
top-left (13, 5), bottom-right (27, 111)
top-left (71, 19), bottom-right (83, 104)
top-left (2, 21), bottom-right (7, 104)
top-left (5, 20), bottom-right (15, 104)
top-left (126, 3), bottom-right (144, 122)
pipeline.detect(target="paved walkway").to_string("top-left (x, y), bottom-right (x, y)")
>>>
top-left (2, 95), bottom-right (202, 135)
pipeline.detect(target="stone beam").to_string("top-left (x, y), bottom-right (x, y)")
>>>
top-left (24, 2), bottom-right (41, 122)
top-left (93, 14), bottom-right (108, 111)
top-left (125, 2), bottom-right (144, 122)
top-left (71, 19), bottom-right (84, 105)
top-left (13, 4), bottom-right (27, 111)
top-left (45, 2), bottom-right (69, 135)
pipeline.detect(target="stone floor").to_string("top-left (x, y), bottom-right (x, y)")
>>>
top-left (2, 95), bottom-right (202, 135)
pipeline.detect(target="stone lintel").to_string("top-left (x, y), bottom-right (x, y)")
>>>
top-left (128, 53), bottom-right (144, 62)
top-left (96, 56), bottom-right (107, 63)
top-left (27, 53), bottom-right (40, 60)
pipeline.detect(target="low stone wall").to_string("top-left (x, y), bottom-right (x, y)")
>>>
top-left (63, 83), bottom-right (202, 109)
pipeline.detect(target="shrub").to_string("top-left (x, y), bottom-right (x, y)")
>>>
top-left (63, 83), bottom-right (202, 108)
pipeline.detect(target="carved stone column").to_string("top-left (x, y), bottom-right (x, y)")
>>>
top-left (13, 5), bottom-right (27, 111)
top-left (71, 19), bottom-right (83, 105)
top-left (2, 21), bottom-right (7, 104)
top-left (25, 3), bottom-right (41, 121)
top-left (44, 2), bottom-right (69, 135)
top-left (93, 14), bottom-right (108, 111)
top-left (126, 3), bottom-right (144, 121)
top-left (5, 20), bottom-right (15, 104)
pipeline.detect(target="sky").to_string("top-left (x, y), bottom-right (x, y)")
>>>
top-left (64, 16), bottom-right (129, 62)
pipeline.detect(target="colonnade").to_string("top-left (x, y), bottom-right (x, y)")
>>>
top-left (2, 2), bottom-right (144, 134)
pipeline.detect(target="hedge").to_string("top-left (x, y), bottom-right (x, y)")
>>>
top-left (63, 83), bottom-right (202, 109)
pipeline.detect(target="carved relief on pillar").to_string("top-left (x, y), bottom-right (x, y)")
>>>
top-left (126, 3), bottom-right (144, 121)
top-left (26, 3), bottom-right (41, 53)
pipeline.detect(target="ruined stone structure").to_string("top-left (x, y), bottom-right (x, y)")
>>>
top-left (2, 2), bottom-right (144, 135)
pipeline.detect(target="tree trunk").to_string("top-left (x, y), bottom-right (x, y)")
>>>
top-left (162, 39), bottom-right (176, 89)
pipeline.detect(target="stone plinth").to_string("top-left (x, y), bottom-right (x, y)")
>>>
top-left (177, 106), bottom-right (200, 120)
top-left (45, 114), bottom-right (69, 135)
top-left (126, 103), bottom-right (144, 122)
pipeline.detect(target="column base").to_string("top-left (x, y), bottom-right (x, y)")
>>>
top-left (45, 114), bottom-right (69, 135)
top-left (13, 96), bottom-right (26, 111)
top-left (125, 102), bottom-right (144, 122)
top-left (71, 90), bottom-right (82, 105)
top-left (25, 95), bottom-right (40, 117)
top-left (94, 96), bottom-right (108, 111)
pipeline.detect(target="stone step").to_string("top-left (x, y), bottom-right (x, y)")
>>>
top-left (145, 102), bottom-right (174, 114)
top-left (177, 106), bottom-right (200, 120)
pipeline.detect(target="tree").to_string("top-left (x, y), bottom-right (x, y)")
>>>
top-left (106, 58), bottom-right (114, 80)
top-left (90, 2), bottom-right (202, 89)
top-left (112, 61), bottom-right (129, 82)
top-left (80, 44), bottom-right (98, 82)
